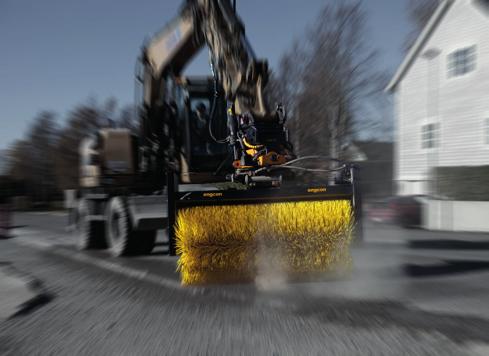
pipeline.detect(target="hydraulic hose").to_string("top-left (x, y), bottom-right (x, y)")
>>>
top-left (254, 156), bottom-right (347, 174)
top-left (208, 60), bottom-right (229, 144)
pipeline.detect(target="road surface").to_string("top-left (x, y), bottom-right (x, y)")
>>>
top-left (1, 211), bottom-right (489, 355)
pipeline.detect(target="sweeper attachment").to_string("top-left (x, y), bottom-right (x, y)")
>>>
top-left (136, 0), bottom-right (363, 285)
top-left (174, 163), bottom-right (362, 285)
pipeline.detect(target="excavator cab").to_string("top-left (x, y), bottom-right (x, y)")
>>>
top-left (174, 76), bottom-right (230, 183)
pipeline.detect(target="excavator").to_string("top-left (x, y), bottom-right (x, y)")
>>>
top-left (76, 0), bottom-right (362, 285)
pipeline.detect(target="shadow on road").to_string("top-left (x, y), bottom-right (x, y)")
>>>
top-left (151, 250), bottom-right (171, 256)
top-left (408, 239), bottom-right (489, 250)
top-left (0, 225), bottom-right (28, 240)
top-left (293, 293), bottom-right (489, 344)
top-left (10, 292), bottom-right (55, 319)
top-left (404, 260), bottom-right (489, 278)
top-left (0, 234), bottom-right (16, 240)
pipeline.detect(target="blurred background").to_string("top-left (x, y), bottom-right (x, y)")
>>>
top-left (3, 0), bottom-right (485, 233)
top-left (2, 1), bottom-right (489, 354)
top-left (2, 0), bottom-right (397, 209)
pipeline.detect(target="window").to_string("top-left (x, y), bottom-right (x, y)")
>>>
top-left (421, 123), bottom-right (439, 149)
top-left (447, 46), bottom-right (476, 77)
top-left (190, 98), bottom-right (211, 113)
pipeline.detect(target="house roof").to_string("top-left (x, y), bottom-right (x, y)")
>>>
top-left (385, 0), bottom-right (455, 93)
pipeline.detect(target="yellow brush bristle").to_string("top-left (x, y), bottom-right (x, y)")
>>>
top-left (175, 200), bottom-right (354, 285)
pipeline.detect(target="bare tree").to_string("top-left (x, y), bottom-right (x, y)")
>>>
top-left (272, 1), bottom-right (386, 160)
top-left (7, 111), bottom-right (59, 202)
top-left (7, 139), bottom-right (31, 183)
top-left (4, 95), bottom-right (143, 201)
top-left (117, 104), bottom-right (139, 131)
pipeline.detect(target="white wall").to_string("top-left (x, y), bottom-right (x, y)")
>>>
top-left (397, 180), bottom-right (426, 196)
top-left (396, 0), bottom-right (489, 195)
top-left (425, 199), bottom-right (489, 232)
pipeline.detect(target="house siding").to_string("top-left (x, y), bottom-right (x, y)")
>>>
top-left (395, 0), bottom-right (489, 195)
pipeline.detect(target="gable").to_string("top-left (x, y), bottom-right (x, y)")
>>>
top-left (386, 0), bottom-right (455, 92)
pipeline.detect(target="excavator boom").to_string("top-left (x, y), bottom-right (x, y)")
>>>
top-left (143, 0), bottom-right (270, 118)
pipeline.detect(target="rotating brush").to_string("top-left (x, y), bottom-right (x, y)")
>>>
top-left (175, 200), bottom-right (354, 285)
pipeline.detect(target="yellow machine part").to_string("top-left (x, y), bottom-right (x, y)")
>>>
top-left (175, 200), bottom-right (354, 285)
top-left (257, 151), bottom-right (287, 167)
top-left (242, 138), bottom-right (287, 167)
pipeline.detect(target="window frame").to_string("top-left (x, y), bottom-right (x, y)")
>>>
top-left (420, 121), bottom-right (440, 150)
top-left (447, 45), bottom-right (477, 78)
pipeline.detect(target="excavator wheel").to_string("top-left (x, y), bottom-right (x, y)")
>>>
top-left (75, 198), bottom-right (106, 250)
top-left (106, 197), bottom-right (138, 257)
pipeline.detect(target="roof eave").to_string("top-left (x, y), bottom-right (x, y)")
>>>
top-left (385, 0), bottom-right (454, 93)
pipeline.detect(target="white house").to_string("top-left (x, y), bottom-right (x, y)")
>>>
top-left (386, 0), bottom-right (489, 196)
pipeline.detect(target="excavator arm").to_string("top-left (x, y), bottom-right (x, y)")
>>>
top-left (139, 0), bottom-right (293, 185)
top-left (142, 0), bottom-right (271, 119)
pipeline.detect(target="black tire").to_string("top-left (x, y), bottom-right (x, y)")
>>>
top-left (76, 199), bottom-right (106, 250)
top-left (106, 197), bottom-right (137, 257)
top-left (135, 230), bottom-right (157, 255)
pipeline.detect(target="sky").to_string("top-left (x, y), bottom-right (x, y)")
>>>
top-left (0, 0), bottom-right (410, 150)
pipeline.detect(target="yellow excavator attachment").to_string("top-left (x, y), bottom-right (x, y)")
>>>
top-left (174, 186), bottom-right (358, 285)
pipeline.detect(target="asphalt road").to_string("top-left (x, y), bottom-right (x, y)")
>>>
top-left (2, 212), bottom-right (489, 355)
